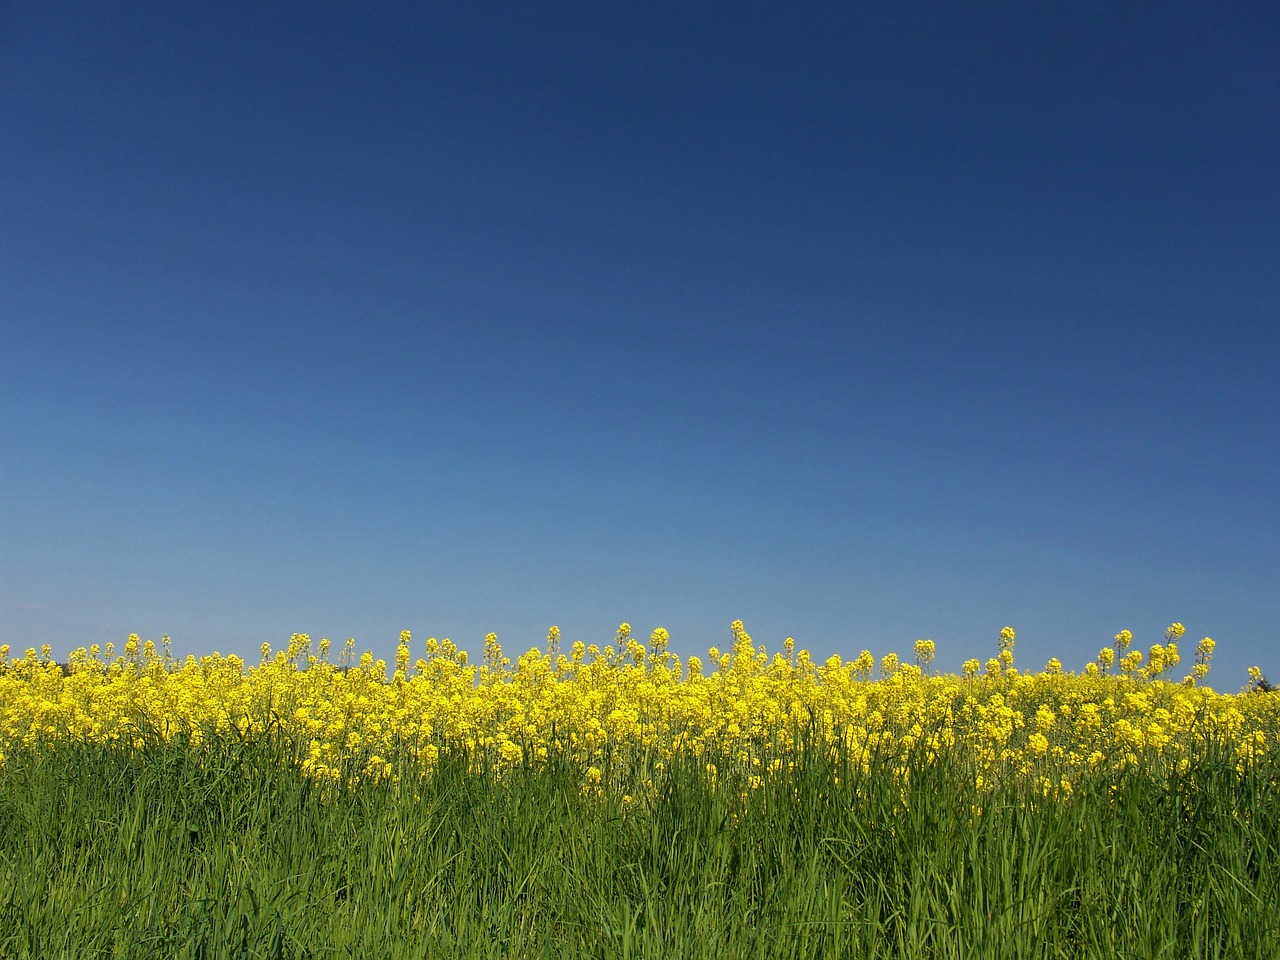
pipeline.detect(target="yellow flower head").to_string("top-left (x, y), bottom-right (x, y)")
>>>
top-left (913, 638), bottom-right (936, 668)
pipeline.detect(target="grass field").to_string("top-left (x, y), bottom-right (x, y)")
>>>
top-left (1, 624), bottom-right (1277, 958)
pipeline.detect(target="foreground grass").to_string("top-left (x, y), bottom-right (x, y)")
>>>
top-left (2, 732), bottom-right (1277, 960)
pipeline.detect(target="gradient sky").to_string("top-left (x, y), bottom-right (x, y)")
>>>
top-left (3, 1), bottom-right (1277, 686)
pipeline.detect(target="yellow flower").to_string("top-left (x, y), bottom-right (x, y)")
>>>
top-left (4, 615), bottom-right (1266, 803)
top-left (1034, 705), bottom-right (1056, 732)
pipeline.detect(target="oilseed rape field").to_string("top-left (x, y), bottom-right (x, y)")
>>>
top-left (2, 623), bottom-right (1278, 959)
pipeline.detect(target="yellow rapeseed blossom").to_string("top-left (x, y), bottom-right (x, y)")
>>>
top-left (1, 622), bottom-right (1275, 798)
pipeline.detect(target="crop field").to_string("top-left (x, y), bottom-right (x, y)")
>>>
top-left (1, 622), bottom-right (1278, 959)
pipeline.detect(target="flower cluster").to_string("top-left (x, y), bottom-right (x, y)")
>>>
top-left (1, 622), bottom-right (1275, 797)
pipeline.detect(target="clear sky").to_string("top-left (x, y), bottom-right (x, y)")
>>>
top-left (3, 1), bottom-right (1277, 687)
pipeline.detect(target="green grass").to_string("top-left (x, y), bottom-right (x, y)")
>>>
top-left (1, 733), bottom-right (1277, 959)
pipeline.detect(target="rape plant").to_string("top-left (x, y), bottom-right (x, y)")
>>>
top-left (0, 621), bottom-right (1278, 958)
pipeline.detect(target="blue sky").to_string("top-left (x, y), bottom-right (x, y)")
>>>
top-left (3, 1), bottom-right (1277, 687)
